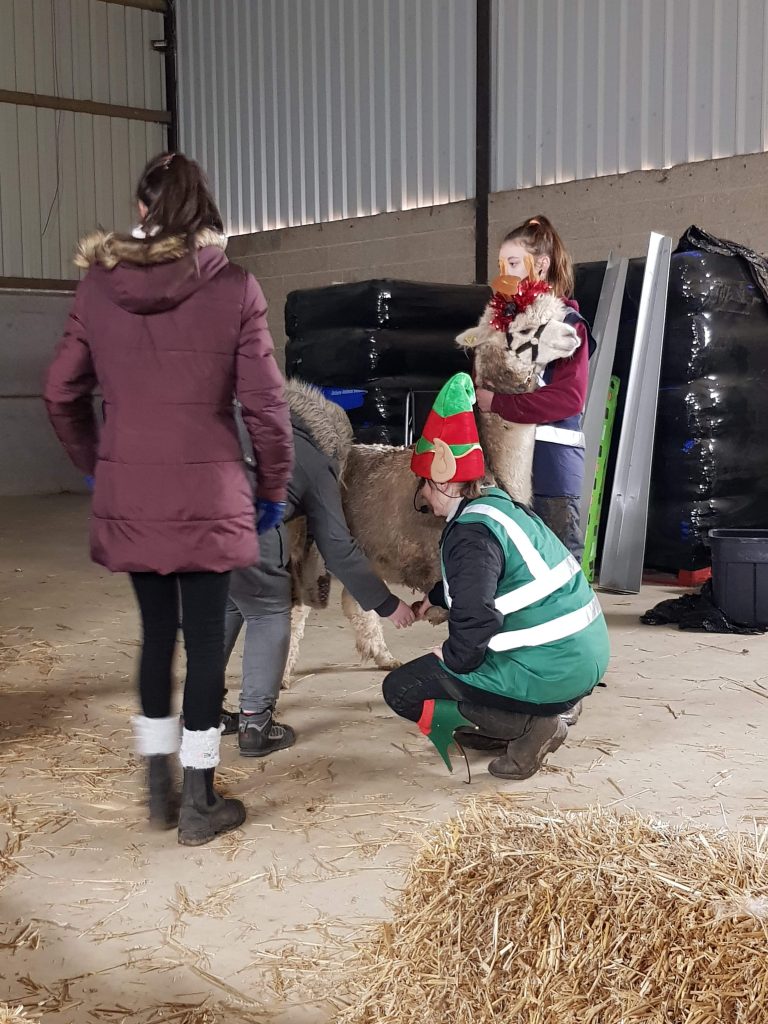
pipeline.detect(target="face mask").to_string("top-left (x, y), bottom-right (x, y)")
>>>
top-left (490, 253), bottom-right (538, 297)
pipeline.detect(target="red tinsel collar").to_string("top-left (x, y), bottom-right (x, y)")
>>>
top-left (488, 279), bottom-right (551, 333)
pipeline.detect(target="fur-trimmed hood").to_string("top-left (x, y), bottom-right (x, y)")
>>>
top-left (285, 378), bottom-right (354, 473)
top-left (74, 229), bottom-right (230, 315)
top-left (74, 228), bottom-right (228, 270)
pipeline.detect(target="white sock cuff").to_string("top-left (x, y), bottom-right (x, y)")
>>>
top-left (132, 715), bottom-right (181, 756)
top-left (179, 726), bottom-right (222, 769)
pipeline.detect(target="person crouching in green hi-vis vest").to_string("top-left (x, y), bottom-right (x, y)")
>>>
top-left (382, 372), bottom-right (610, 781)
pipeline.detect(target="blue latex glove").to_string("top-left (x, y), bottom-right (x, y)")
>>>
top-left (256, 499), bottom-right (287, 534)
top-left (84, 475), bottom-right (95, 493)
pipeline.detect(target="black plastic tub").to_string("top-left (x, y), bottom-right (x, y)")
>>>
top-left (709, 529), bottom-right (768, 627)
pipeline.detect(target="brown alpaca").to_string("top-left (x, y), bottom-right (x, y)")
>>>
top-left (283, 294), bottom-right (580, 678)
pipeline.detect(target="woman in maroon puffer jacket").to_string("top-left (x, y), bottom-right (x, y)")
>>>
top-left (44, 153), bottom-right (293, 846)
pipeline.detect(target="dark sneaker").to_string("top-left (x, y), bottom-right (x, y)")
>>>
top-left (238, 711), bottom-right (296, 758)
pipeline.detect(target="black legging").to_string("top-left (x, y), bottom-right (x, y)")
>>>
top-left (383, 654), bottom-right (580, 723)
top-left (129, 571), bottom-right (231, 731)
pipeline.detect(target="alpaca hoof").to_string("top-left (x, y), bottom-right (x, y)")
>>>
top-left (373, 654), bottom-right (401, 671)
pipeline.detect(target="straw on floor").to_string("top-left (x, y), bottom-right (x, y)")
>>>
top-left (336, 798), bottom-right (768, 1024)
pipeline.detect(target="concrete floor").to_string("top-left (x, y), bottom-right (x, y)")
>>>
top-left (2, 495), bottom-right (767, 1022)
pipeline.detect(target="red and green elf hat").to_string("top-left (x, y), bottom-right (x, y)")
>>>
top-left (410, 372), bottom-right (485, 483)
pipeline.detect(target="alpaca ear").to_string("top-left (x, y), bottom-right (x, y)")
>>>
top-left (430, 438), bottom-right (457, 483)
top-left (456, 326), bottom-right (483, 350)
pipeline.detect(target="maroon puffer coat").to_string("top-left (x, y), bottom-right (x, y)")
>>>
top-left (44, 229), bottom-right (293, 575)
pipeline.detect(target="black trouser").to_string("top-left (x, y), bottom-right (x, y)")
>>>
top-left (382, 654), bottom-right (579, 724)
top-left (129, 571), bottom-right (231, 731)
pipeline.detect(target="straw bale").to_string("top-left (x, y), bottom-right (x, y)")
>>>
top-left (336, 798), bottom-right (768, 1024)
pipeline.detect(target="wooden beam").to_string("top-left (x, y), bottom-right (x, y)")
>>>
top-left (0, 89), bottom-right (171, 125)
top-left (96, 0), bottom-right (167, 12)
top-left (0, 277), bottom-right (77, 293)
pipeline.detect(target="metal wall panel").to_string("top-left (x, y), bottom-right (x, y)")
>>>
top-left (492, 0), bottom-right (768, 192)
top-left (0, 0), bottom-right (167, 279)
top-left (0, 0), bottom-right (165, 109)
top-left (0, 103), bottom-right (165, 278)
top-left (176, 0), bottom-right (476, 234)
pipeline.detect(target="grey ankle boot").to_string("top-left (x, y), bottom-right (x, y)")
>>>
top-left (147, 754), bottom-right (180, 830)
top-left (177, 768), bottom-right (246, 847)
top-left (488, 715), bottom-right (568, 781)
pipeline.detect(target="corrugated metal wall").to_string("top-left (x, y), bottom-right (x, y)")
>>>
top-left (177, 0), bottom-right (768, 234)
top-left (177, 0), bottom-right (476, 235)
top-left (0, 0), bottom-right (166, 280)
top-left (492, 0), bottom-right (768, 191)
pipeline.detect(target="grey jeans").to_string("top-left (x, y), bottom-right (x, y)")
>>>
top-left (225, 526), bottom-right (292, 714)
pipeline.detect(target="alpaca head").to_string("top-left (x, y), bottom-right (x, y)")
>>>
top-left (456, 293), bottom-right (581, 394)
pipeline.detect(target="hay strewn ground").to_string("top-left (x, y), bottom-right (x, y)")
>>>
top-left (337, 799), bottom-right (768, 1024)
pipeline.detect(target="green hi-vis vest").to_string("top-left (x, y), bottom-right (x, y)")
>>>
top-left (440, 488), bottom-right (610, 705)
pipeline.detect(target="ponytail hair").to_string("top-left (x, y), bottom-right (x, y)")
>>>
top-left (136, 152), bottom-right (224, 239)
top-left (502, 214), bottom-right (574, 298)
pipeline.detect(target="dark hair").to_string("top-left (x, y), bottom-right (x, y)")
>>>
top-left (502, 214), bottom-right (574, 297)
top-left (136, 152), bottom-right (224, 238)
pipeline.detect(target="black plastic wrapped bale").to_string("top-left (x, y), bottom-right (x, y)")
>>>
top-left (604, 238), bottom-right (768, 574)
top-left (343, 375), bottom-right (449, 446)
top-left (285, 327), bottom-right (471, 386)
top-left (284, 279), bottom-right (490, 446)
top-left (285, 279), bottom-right (490, 334)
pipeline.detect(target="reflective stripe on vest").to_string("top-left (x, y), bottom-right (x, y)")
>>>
top-left (488, 594), bottom-right (603, 652)
top-left (459, 504), bottom-right (550, 578)
top-left (494, 554), bottom-right (581, 615)
top-left (535, 425), bottom-right (585, 447)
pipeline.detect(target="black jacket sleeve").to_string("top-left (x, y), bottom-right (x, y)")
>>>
top-left (428, 580), bottom-right (447, 608)
top-left (441, 523), bottom-right (505, 675)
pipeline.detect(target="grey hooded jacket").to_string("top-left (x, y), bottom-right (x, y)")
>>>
top-left (237, 381), bottom-right (397, 616)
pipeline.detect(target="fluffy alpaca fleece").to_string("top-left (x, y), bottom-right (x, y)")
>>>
top-left (285, 295), bottom-right (581, 677)
top-left (73, 228), bottom-right (228, 269)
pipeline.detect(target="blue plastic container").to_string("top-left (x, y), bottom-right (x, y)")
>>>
top-left (319, 387), bottom-right (367, 411)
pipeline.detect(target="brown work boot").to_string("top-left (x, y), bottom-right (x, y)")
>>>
top-left (488, 715), bottom-right (568, 781)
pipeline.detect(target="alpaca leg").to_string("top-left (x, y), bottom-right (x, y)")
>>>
top-left (281, 603), bottom-right (311, 690)
top-left (341, 587), bottom-right (400, 670)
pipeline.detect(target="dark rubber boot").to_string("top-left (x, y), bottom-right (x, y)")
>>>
top-left (147, 754), bottom-right (180, 830)
top-left (561, 700), bottom-right (583, 727)
top-left (488, 715), bottom-right (568, 781)
top-left (238, 711), bottom-right (296, 758)
top-left (177, 767), bottom-right (246, 846)
top-left (454, 728), bottom-right (506, 752)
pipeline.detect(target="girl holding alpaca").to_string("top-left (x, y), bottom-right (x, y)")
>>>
top-left (475, 215), bottom-right (596, 558)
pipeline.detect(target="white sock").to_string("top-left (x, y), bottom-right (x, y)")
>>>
top-left (179, 726), bottom-right (222, 769)
top-left (132, 715), bottom-right (180, 756)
